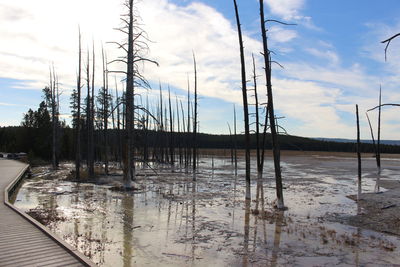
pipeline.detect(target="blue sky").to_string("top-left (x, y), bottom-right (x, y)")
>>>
top-left (1, 0), bottom-right (400, 139)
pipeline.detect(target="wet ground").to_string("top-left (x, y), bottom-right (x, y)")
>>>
top-left (13, 151), bottom-right (400, 266)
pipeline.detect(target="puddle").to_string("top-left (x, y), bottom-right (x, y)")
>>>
top-left (14, 151), bottom-right (400, 266)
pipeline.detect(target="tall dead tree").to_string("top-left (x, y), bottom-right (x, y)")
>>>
top-left (48, 66), bottom-right (58, 170)
top-left (75, 29), bottom-right (82, 180)
top-left (192, 53), bottom-right (198, 177)
top-left (168, 87), bottom-right (174, 166)
top-left (259, 0), bottom-right (285, 209)
top-left (85, 46), bottom-right (95, 179)
top-left (90, 44), bottom-right (95, 178)
top-left (101, 46), bottom-right (110, 175)
top-left (227, 123), bottom-right (234, 164)
top-left (109, 0), bottom-right (157, 188)
top-left (356, 104), bottom-right (362, 201)
top-left (176, 96), bottom-right (183, 166)
top-left (233, 0), bottom-right (251, 200)
top-left (252, 54), bottom-right (262, 178)
top-left (186, 76), bottom-right (191, 171)
top-left (233, 105), bottom-right (238, 174)
top-left (159, 83), bottom-right (165, 163)
top-left (377, 86), bottom-right (382, 171)
top-left (115, 79), bottom-right (122, 166)
top-left (366, 86), bottom-right (384, 192)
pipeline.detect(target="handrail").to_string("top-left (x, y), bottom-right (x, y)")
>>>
top-left (3, 162), bottom-right (96, 267)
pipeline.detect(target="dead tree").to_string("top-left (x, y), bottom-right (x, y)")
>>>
top-left (101, 46), bottom-right (110, 174)
top-left (75, 29), bottom-right (82, 180)
top-left (356, 104), bottom-right (362, 201)
top-left (48, 66), bottom-right (58, 170)
top-left (85, 46), bottom-right (95, 179)
top-left (176, 96), bottom-right (183, 166)
top-left (109, 0), bottom-right (157, 188)
top-left (186, 76), bottom-right (191, 171)
top-left (233, 105), bottom-right (238, 175)
top-left (251, 54), bottom-right (263, 178)
top-left (180, 100), bottom-right (186, 166)
top-left (260, 105), bottom-right (269, 173)
top-left (158, 83), bottom-right (165, 163)
top-left (259, 0), bottom-right (285, 209)
top-left (192, 53), bottom-right (198, 177)
top-left (168, 87), bottom-right (174, 166)
top-left (377, 86), bottom-right (382, 171)
top-left (115, 79), bottom-right (122, 166)
top-left (382, 33), bottom-right (400, 61)
top-left (90, 44), bottom-right (95, 178)
top-left (233, 0), bottom-right (251, 200)
top-left (227, 122), bottom-right (234, 164)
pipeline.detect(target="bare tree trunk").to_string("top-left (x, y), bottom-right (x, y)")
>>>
top-left (259, 0), bottom-right (284, 209)
top-left (233, 0), bottom-right (251, 200)
top-left (164, 105), bottom-right (169, 163)
top-left (356, 104), bottom-right (362, 201)
top-left (102, 46), bottom-right (109, 175)
top-left (192, 53), bottom-right (198, 178)
top-left (50, 67), bottom-right (57, 170)
top-left (260, 105), bottom-right (269, 172)
top-left (252, 54), bottom-right (262, 178)
top-left (159, 83), bottom-right (165, 163)
top-left (86, 49), bottom-right (91, 175)
top-left (144, 95), bottom-right (150, 164)
top-left (186, 77), bottom-right (191, 172)
top-left (180, 100), bottom-right (186, 168)
top-left (123, 0), bottom-right (135, 187)
top-left (89, 44), bottom-right (95, 179)
top-left (176, 97), bottom-right (182, 166)
top-left (234, 105), bottom-right (238, 175)
top-left (227, 123), bottom-right (233, 164)
top-left (168, 87), bottom-right (174, 167)
top-left (115, 80), bottom-right (122, 166)
top-left (75, 29), bottom-right (82, 180)
top-left (55, 72), bottom-right (60, 167)
top-left (376, 86), bottom-right (382, 190)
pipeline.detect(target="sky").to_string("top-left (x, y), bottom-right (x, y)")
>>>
top-left (1, 0), bottom-right (400, 139)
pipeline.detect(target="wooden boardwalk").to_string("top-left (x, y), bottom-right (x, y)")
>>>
top-left (0, 159), bottom-right (94, 267)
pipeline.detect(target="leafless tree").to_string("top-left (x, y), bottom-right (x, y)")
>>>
top-left (168, 87), bottom-right (174, 167)
top-left (75, 29), bottom-right (82, 180)
top-left (192, 53), bottom-right (198, 178)
top-left (101, 46), bottom-right (110, 174)
top-left (47, 66), bottom-right (59, 170)
top-left (108, 0), bottom-right (157, 188)
top-left (259, 0), bottom-right (285, 209)
top-left (381, 33), bottom-right (400, 61)
top-left (356, 104), bottom-right (362, 201)
top-left (85, 45), bottom-right (95, 179)
top-left (233, 0), bottom-right (251, 200)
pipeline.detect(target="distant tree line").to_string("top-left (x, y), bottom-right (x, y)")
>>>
top-left (2, 119), bottom-right (400, 163)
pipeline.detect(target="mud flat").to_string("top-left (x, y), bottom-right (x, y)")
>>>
top-left (12, 151), bottom-right (400, 266)
top-left (343, 179), bottom-right (400, 236)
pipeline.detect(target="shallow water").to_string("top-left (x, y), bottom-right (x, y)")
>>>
top-left (14, 152), bottom-right (400, 266)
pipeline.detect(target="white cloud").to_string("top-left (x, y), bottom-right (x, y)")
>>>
top-left (269, 26), bottom-right (298, 43)
top-left (1, 0), bottom-right (399, 139)
top-left (305, 47), bottom-right (339, 65)
top-left (281, 62), bottom-right (375, 91)
top-left (265, 0), bottom-right (305, 21)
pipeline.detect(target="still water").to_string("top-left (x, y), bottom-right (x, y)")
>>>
top-left (14, 151), bottom-right (400, 266)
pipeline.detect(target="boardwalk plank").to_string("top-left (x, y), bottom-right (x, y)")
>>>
top-left (0, 160), bottom-right (94, 267)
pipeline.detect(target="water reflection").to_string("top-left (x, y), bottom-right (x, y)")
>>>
top-left (243, 199), bottom-right (250, 266)
top-left (191, 180), bottom-right (196, 262)
top-left (271, 211), bottom-right (283, 267)
top-left (13, 155), bottom-right (400, 266)
top-left (122, 194), bottom-right (134, 267)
